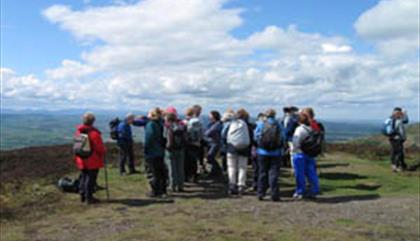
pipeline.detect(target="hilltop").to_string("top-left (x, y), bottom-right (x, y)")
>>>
top-left (0, 127), bottom-right (419, 241)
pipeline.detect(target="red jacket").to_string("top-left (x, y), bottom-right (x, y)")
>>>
top-left (310, 119), bottom-right (321, 132)
top-left (74, 125), bottom-right (106, 170)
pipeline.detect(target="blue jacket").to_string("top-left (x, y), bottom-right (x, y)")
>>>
top-left (144, 119), bottom-right (165, 159)
top-left (254, 117), bottom-right (283, 157)
top-left (117, 118), bottom-right (148, 144)
top-left (205, 121), bottom-right (223, 145)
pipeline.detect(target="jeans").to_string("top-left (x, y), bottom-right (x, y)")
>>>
top-left (165, 150), bottom-right (185, 191)
top-left (257, 155), bottom-right (281, 199)
top-left (146, 157), bottom-right (167, 195)
top-left (207, 143), bottom-right (222, 176)
top-left (79, 169), bottom-right (98, 200)
top-left (185, 145), bottom-right (200, 181)
top-left (118, 142), bottom-right (135, 174)
top-left (390, 139), bottom-right (406, 169)
top-left (292, 153), bottom-right (320, 196)
top-left (227, 153), bottom-right (248, 188)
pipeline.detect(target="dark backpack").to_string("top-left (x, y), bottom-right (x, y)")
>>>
top-left (301, 125), bottom-right (325, 157)
top-left (57, 177), bottom-right (79, 193)
top-left (285, 116), bottom-right (299, 139)
top-left (73, 128), bottom-right (92, 158)
top-left (109, 118), bottom-right (121, 140)
top-left (258, 121), bottom-right (282, 150)
top-left (171, 125), bottom-right (186, 150)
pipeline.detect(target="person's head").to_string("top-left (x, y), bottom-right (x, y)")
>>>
top-left (302, 107), bottom-right (315, 120)
top-left (298, 112), bottom-right (310, 126)
top-left (265, 109), bottom-right (276, 119)
top-left (192, 105), bottom-right (202, 117)
top-left (222, 111), bottom-right (234, 122)
top-left (236, 108), bottom-right (249, 121)
top-left (148, 108), bottom-right (162, 121)
top-left (392, 107), bottom-right (403, 119)
top-left (257, 112), bottom-right (265, 121)
top-left (290, 106), bottom-right (299, 114)
top-left (126, 113), bottom-right (135, 124)
top-left (209, 110), bottom-right (221, 122)
top-left (166, 106), bottom-right (178, 119)
top-left (185, 107), bottom-right (195, 118)
top-left (283, 107), bottom-right (291, 114)
top-left (165, 112), bottom-right (177, 123)
top-left (82, 112), bottom-right (96, 126)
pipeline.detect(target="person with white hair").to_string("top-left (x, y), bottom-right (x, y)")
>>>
top-left (117, 112), bottom-right (147, 176)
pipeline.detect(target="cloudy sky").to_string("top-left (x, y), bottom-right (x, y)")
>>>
top-left (1, 0), bottom-right (419, 120)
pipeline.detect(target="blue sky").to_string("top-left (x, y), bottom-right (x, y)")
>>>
top-left (1, 0), bottom-right (419, 120)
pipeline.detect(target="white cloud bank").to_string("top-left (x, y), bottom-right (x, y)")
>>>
top-left (1, 0), bottom-right (418, 119)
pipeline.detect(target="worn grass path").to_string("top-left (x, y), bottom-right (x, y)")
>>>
top-left (1, 152), bottom-right (419, 241)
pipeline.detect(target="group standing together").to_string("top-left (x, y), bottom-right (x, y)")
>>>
top-left (72, 105), bottom-right (409, 205)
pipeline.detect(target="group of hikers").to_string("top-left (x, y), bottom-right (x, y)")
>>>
top-left (72, 105), bottom-right (409, 205)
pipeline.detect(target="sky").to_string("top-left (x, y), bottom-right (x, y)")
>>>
top-left (1, 0), bottom-right (419, 120)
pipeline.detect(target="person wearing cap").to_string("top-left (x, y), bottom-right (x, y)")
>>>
top-left (388, 107), bottom-right (409, 172)
top-left (117, 113), bottom-right (148, 175)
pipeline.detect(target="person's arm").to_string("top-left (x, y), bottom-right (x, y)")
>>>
top-left (402, 110), bottom-right (409, 124)
top-left (133, 117), bottom-right (149, 127)
top-left (91, 131), bottom-right (106, 156)
top-left (254, 122), bottom-right (263, 143)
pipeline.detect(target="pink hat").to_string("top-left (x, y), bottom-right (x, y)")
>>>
top-left (166, 106), bottom-right (178, 117)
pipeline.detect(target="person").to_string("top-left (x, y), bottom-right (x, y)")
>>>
top-left (193, 104), bottom-right (207, 174)
top-left (117, 113), bottom-right (147, 175)
top-left (144, 108), bottom-right (167, 197)
top-left (254, 109), bottom-right (283, 202)
top-left (388, 107), bottom-right (409, 172)
top-left (251, 113), bottom-right (266, 191)
top-left (204, 110), bottom-right (223, 177)
top-left (291, 111), bottom-right (320, 200)
top-left (282, 106), bottom-right (299, 169)
top-left (184, 107), bottom-right (203, 182)
top-left (164, 107), bottom-right (186, 192)
top-left (74, 112), bottom-right (106, 204)
top-left (222, 108), bottom-right (252, 195)
top-left (220, 109), bottom-right (235, 174)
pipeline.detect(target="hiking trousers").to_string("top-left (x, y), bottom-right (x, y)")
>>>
top-left (165, 150), bottom-right (185, 191)
top-left (257, 155), bottom-right (281, 199)
top-left (185, 145), bottom-right (200, 181)
top-left (79, 169), bottom-right (98, 200)
top-left (227, 153), bottom-right (248, 187)
top-left (390, 139), bottom-right (406, 169)
top-left (292, 153), bottom-right (319, 196)
top-left (146, 157), bottom-right (167, 195)
top-left (207, 143), bottom-right (222, 176)
top-left (118, 142), bottom-right (135, 174)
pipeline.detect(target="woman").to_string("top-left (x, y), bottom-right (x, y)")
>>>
top-left (164, 107), bottom-right (186, 192)
top-left (204, 110), bottom-right (223, 177)
top-left (144, 108), bottom-right (167, 198)
top-left (74, 112), bottom-right (106, 204)
top-left (292, 112), bottom-right (320, 199)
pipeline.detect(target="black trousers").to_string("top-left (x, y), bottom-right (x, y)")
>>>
top-left (79, 169), bottom-right (98, 200)
top-left (185, 145), bottom-right (200, 181)
top-left (390, 139), bottom-right (406, 169)
top-left (146, 157), bottom-right (167, 195)
top-left (119, 142), bottom-right (135, 173)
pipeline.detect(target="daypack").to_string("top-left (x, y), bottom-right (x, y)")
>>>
top-left (73, 128), bottom-right (92, 158)
top-left (109, 118), bottom-right (121, 140)
top-left (301, 125), bottom-right (325, 158)
top-left (57, 177), bottom-right (79, 193)
top-left (258, 121), bottom-right (282, 151)
top-left (381, 118), bottom-right (396, 136)
top-left (167, 124), bottom-right (186, 150)
top-left (227, 119), bottom-right (251, 150)
top-left (187, 118), bottom-right (203, 146)
top-left (285, 115), bottom-right (299, 139)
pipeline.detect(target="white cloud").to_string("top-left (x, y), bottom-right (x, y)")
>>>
top-left (354, 0), bottom-right (419, 57)
top-left (1, 0), bottom-right (418, 119)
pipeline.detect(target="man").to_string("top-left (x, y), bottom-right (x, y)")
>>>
top-left (388, 107), bottom-right (409, 172)
top-left (254, 109), bottom-right (283, 202)
top-left (117, 113), bottom-right (147, 175)
top-left (282, 106), bottom-right (299, 169)
top-left (192, 104), bottom-right (207, 174)
top-left (184, 107), bottom-right (203, 182)
top-left (74, 112), bottom-right (106, 204)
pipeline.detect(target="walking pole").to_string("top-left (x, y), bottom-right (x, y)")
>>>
top-left (104, 157), bottom-right (110, 201)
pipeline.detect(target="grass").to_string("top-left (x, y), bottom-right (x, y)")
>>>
top-left (1, 148), bottom-right (419, 241)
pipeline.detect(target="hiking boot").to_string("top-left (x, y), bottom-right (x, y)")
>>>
top-left (86, 197), bottom-right (100, 205)
top-left (146, 192), bottom-right (160, 198)
top-left (128, 170), bottom-right (140, 175)
top-left (80, 195), bottom-right (86, 203)
top-left (238, 186), bottom-right (246, 195)
top-left (120, 172), bottom-right (127, 176)
top-left (391, 165), bottom-right (398, 172)
top-left (271, 196), bottom-right (281, 202)
top-left (293, 193), bottom-right (303, 200)
top-left (258, 195), bottom-right (264, 201)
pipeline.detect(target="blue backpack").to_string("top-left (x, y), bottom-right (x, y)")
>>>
top-left (381, 118), bottom-right (396, 136)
